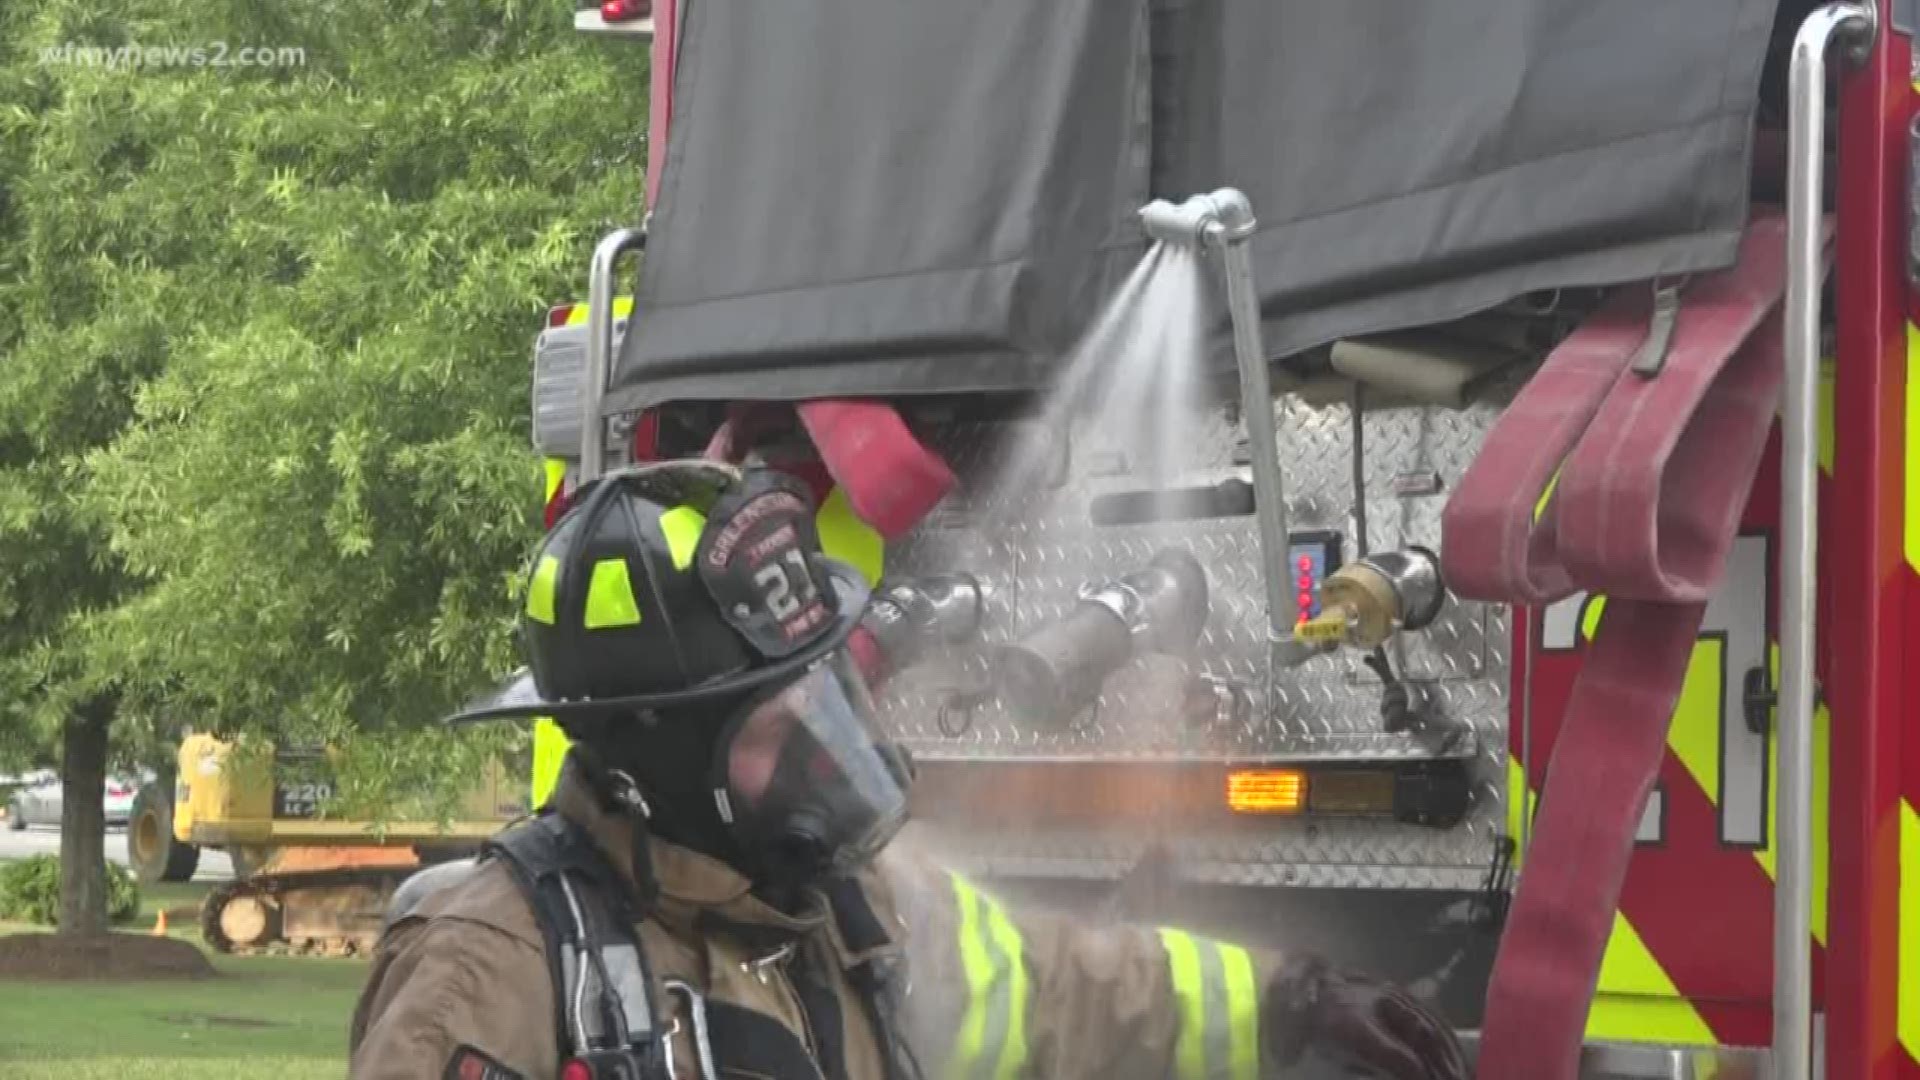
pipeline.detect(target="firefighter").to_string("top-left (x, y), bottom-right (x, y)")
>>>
top-left (348, 459), bottom-right (1470, 1080)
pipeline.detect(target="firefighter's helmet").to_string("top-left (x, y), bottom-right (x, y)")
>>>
top-left (446, 459), bottom-right (868, 724)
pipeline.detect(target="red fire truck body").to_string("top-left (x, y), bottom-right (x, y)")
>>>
top-left (532, 3), bottom-right (1920, 1076)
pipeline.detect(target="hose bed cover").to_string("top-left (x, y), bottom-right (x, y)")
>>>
top-left (609, 0), bottom-right (1781, 414)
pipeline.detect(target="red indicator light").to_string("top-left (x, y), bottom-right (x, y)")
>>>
top-left (601, 0), bottom-right (651, 22)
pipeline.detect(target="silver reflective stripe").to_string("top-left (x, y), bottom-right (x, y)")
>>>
top-left (1158, 929), bottom-right (1260, 1080)
top-left (947, 874), bottom-right (1030, 1080)
top-left (600, 942), bottom-right (654, 1043)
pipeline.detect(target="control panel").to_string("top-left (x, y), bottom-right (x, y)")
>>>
top-left (1287, 530), bottom-right (1344, 627)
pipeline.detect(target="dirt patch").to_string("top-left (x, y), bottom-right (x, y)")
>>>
top-left (0, 931), bottom-right (216, 980)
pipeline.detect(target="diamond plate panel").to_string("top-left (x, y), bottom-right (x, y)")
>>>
top-left (878, 399), bottom-right (1512, 887)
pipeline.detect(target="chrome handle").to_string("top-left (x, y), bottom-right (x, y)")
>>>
top-left (1779, 6), bottom-right (1873, 1080)
top-left (581, 227), bottom-right (647, 481)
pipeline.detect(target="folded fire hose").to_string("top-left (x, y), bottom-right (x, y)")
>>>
top-left (704, 399), bottom-right (956, 542)
top-left (1442, 211), bottom-right (1808, 1078)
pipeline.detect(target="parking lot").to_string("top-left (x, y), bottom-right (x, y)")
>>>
top-left (0, 823), bottom-right (233, 881)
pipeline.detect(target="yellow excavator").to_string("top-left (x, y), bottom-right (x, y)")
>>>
top-left (129, 733), bottom-right (531, 956)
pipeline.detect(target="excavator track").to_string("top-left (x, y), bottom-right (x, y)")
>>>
top-left (201, 866), bottom-right (418, 957)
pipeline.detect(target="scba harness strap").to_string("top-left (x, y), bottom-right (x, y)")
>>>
top-left (484, 814), bottom-right (670, 1080)
top-left (485, 814), bottom-right (919, 1080)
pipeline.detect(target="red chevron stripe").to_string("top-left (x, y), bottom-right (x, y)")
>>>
top-left (1513, 437), bottom-right (1814, 1048)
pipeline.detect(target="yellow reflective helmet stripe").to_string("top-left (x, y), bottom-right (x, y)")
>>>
top-left (816, 485), bottom-right (884, 586)
top-left (1158, 929), bottom-right (1261, 1080)
top-left (526, 555), bottom-right (561, 624)
top-left (584, 558), bottom-right (643, 629)
top-left (659, 505), bottom-right (706, 570)
top-left (947, 874), bottom-right (1030, 1080)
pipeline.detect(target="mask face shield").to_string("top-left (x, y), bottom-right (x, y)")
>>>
top-left (714, 651), bottom-right (909, 878)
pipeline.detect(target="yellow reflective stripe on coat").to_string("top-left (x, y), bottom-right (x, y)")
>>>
top-left (543, 457), bottom-right (568, 505)
top-left (1157, 929), bottom-right (1261, 1080)
top-left (530, 718), bottom-right (569, 808)
top-left (947, 875), bottom-right (1030, 1080)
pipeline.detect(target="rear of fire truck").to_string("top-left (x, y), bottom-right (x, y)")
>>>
top-left (522, 2), bottom-right (1920, 1077)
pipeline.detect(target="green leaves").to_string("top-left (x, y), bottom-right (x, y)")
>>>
top-left (0, 855), bottom-right (141, 926)
top-left (1, 0), bottom-right (645, 806)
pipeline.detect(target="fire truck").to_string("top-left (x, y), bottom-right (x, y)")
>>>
top-left (511, 1), bottom-right (1919, 1076)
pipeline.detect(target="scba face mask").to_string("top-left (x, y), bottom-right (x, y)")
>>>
top-left (712, 651), bottom-right (910, 880)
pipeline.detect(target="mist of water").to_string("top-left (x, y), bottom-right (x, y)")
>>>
top-left (989, 242), bottom-right (1210, 514)
top-left (907, 240), bottom-right (1250, 933)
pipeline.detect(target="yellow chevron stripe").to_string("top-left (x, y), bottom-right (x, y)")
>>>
top-left (562, 295), bottom-right (637, 327)
top-left (1818, 357), bottom-right (1835, 478)
top-left (1662, 640), bottom-right (1721, 824)
top-left (1588, 913), bottom-right (1719, 1046)
top-left (1506, 765), bottom-right (1715, 1044)
top-left (1899, 799), bottom-right (1920, 1062)
top-left (1750, 644), bottom-right (1831, 946)
top-left (1907, 326), bottom-right (1920, 571)
top-left (1506, 757), bottom-right (1531, 868)
top-left (1566, 619), bottom-right (1831, 944)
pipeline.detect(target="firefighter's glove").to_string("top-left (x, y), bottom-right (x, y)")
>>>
top-left (1262, 955), bottom-right (1470, 1080)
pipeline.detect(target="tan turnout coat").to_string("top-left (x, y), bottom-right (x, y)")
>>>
top-left (349, 768), bottom-right (1277, 1080)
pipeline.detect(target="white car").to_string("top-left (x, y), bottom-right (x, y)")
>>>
top-left (5, 773), bottom-right (143, 830)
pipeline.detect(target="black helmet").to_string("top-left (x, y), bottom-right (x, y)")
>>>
top-left (446, 459), bottom-right (869, 724)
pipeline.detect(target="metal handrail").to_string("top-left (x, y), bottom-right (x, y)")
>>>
top-left (1780, 5), bottom-right (1874, 1079)
top-left (581, 228), bottom-right (648, 481)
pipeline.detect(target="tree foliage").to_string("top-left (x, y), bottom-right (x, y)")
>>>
top-left (2, 0), bottom-right (646, 810)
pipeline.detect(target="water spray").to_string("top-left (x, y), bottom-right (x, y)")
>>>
top-left (1137, 190), bottom-right (1317, 666)
top-left (991, 549), bottom-right (1210, 724)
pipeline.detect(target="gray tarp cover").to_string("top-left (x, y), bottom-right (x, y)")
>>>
top-left (609, 0), bottom-right (1779, 413)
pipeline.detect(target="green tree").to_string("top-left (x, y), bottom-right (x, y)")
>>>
top-left (1, 0), bottom-right (644, 933)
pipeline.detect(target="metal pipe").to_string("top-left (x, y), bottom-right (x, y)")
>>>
top-left (1207, 192), bottom-right (1296, 651)
top-left (1138, 189), bottom-right (1315, 658)
top-left (1351, 382), bottom-right (1369, 557)
top-left (581, 227), bottom-right (648, 481)
top-left (1139, 192), bottom-right (1289, 638)
top-left (1780, 6), bottom-right (1872, 1079)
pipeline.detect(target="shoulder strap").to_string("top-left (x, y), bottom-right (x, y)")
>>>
top-left (823, 876), bottom-right (923, 1080)
top-left (483, 812), bottom-right (667, 1077)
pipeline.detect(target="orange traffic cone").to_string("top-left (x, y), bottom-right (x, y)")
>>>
top-left (152, 909), bottom-right (168, 936)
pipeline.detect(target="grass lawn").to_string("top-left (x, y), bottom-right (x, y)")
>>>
top-left (136, 878), bottom-right (210, 916)
top-left (0, 879), bottom-right (367, 1079)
